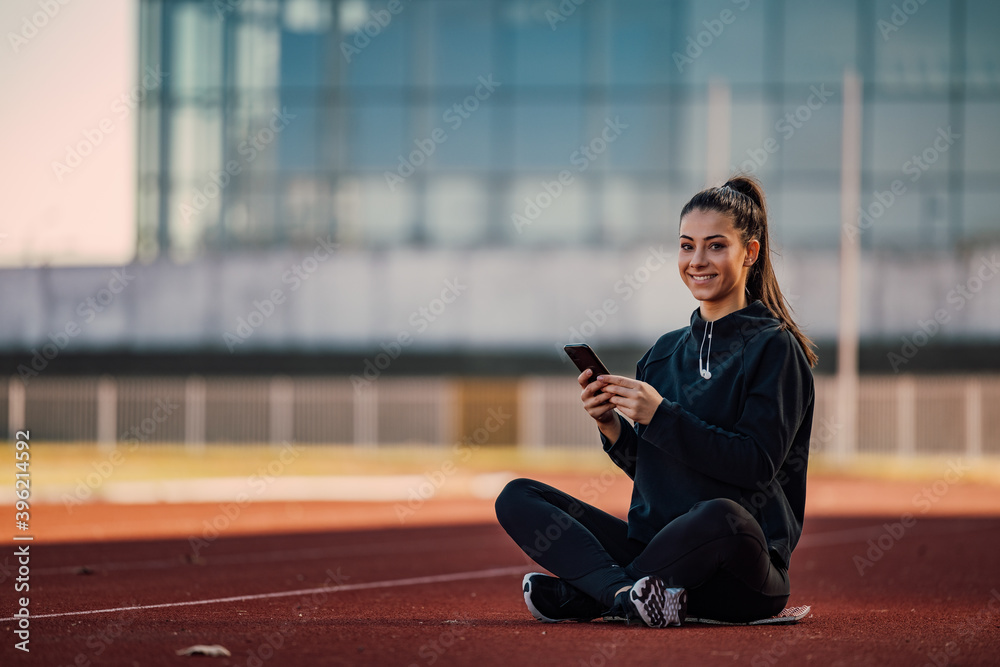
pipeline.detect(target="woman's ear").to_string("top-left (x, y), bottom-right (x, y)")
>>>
top-left (744, 239), bottom-right (760, 267)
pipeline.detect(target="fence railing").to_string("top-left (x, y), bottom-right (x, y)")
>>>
top-left (4, 375), bottom-right (998, 456)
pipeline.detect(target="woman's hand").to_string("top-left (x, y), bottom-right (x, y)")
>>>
top-left (578, 370), bottom-right (621, 442)
top-left (597, 375), bottom-right (663, 425)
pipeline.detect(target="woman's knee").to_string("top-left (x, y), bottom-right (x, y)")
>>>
top-left (494, 477), bottom-right (539, 524)
top-left (689, 498), bottom-right (757, 536)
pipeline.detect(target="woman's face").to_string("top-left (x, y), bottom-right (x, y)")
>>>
top-left (678, 209), bottom-right (757, 307)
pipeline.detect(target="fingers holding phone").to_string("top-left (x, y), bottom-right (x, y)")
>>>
top-left (567, 351), bottom-right (614, 424)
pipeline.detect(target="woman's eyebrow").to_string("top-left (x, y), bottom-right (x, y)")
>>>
top-left (679, 234), bottom-right (727, 240)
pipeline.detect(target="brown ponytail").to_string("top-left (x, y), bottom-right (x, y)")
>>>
top-left (680, 175), bottom-right (818, 367)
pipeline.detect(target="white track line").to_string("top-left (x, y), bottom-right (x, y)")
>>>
top-left (0, 565), bottom-right (526, 623)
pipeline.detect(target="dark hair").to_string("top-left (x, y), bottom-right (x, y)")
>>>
top-left (680, 174), bottom-right (818, 367)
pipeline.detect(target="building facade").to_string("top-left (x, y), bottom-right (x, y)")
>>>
top-left (137, 0), bottom-right (1000, 260)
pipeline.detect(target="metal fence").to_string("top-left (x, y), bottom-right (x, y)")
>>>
top-left (4, 375), bottom-right (998, 457)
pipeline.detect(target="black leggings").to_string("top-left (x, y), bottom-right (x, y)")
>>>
top-left (495, 478), bottom-right (789, 622)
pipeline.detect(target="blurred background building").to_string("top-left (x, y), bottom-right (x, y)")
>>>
top-left (2, 0), bottom-right (999, 451)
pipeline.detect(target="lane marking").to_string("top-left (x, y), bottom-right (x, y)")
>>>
top-left (0, 565), bottom-right (527, 622)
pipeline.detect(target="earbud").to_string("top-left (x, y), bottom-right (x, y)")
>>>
top-left (701, 369), bottom-right (712, 380)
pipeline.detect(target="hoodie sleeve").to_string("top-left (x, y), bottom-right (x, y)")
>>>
top-left (639, 330), bottom-right (812, 488)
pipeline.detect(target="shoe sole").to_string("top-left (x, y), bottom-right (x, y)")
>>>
top-left (522, 572), bottom-right (561, 623)
top-left (630, 576), bottom-right (686, 628)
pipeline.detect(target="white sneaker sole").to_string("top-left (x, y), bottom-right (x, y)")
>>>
top-left (630, 576), bottom-right (686, 628)
top-left (522, 572), bottom-right (561, 623)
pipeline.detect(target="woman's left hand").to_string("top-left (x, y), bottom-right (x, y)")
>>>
top-left (597, 375), bottom-right (663, 425)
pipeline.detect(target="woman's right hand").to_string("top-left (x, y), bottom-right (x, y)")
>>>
top-left (578, 370), bottom-right (622, 442)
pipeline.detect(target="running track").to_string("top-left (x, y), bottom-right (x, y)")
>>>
top-left (2, 516), bottom-right (999, 666)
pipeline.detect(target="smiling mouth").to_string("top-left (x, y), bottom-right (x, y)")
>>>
top-left (690, 274), bottom-right (717, 283)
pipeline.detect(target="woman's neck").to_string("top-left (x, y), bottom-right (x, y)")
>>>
top-left (699, 292), bottom-right (748, 322)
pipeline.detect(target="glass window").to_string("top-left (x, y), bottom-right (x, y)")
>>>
top-left (279, 101), bottom-right (322, 171)
top-left (282, 175), bottom-right (332, 242)
top-left (170, 3), bottom-right (224, 98)
top-left (170, 104), bottom-right (223, 182)
top-left (235, 19), bottom-right (281, 91)
top-left (782, 0), bottom-right (857, 83)
top-left (280, 30), bottom-right (326, 90)
top-left (167, 180), bottom-right (212, 259)
top-left (770, 184), bottom-right (841, 249)
top-left (418, 99), bottom-right (494, 170)
top-left (431, 1), bottom-right (494, 86)
top-left (240, 179), bottom-right (282, 246)
top-left (674, 98), bottom-right (708, 181)
top-left (606, 104), bottom-right (671, 172)
top-left (869, 102), bottom-right (951, 175)
top-left (873, 0), bottom-right (950, 88)
top-left (865, 188), bottom-right (949, 249)
top-left (341, 0), bottom-right (411, 87)
top-left (425, 176), bottom-right (489, 246)
top-left (348, 103), bottom-right (408, 170)
top-left (672, 0), bottom-right (767, 85)
top-left (962, 189), bottom-right (1000, 241)
top-left (512, 103), bottom-right (584, 168)
top-left (228, 101), bottom-right (283, 177)
top-left (505, 0), bottom-right (586, 86)
top-left (283, 0), bottom-right (333, 33)
top-left (608, 2), bottom-right (674, 86)
top-left (357, 176), bottom-right (416, 245)
top-left (777, 85), bottom-right (844, 179)
top-left (603, 177), bottom-right (677, 246)
top-left (963, 103), bottom-right (1000, 174)
top-left (729, 96), bottom-right (770, 178)
top-left (507, 174), bottom-right (589, 245)
top-left (966, 0), bottom-right (1000, 89)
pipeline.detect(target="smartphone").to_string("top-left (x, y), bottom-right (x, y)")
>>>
top-left (563, 344), bottom-right (611, 383)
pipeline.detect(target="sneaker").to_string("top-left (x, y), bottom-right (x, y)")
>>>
top-left (605, 576), bottom-right (686, 628)
top-left (522, 573), bottom-right (606, 623)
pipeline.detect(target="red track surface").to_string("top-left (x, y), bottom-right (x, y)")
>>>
top-left (3, 513), bottom-right (999, 666)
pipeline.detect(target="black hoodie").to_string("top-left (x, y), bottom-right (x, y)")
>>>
top-left (601, 300), bottom-right (814, 569)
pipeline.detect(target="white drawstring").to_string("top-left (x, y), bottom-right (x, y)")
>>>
top-left (698, 319), bottom-right (714, 380)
